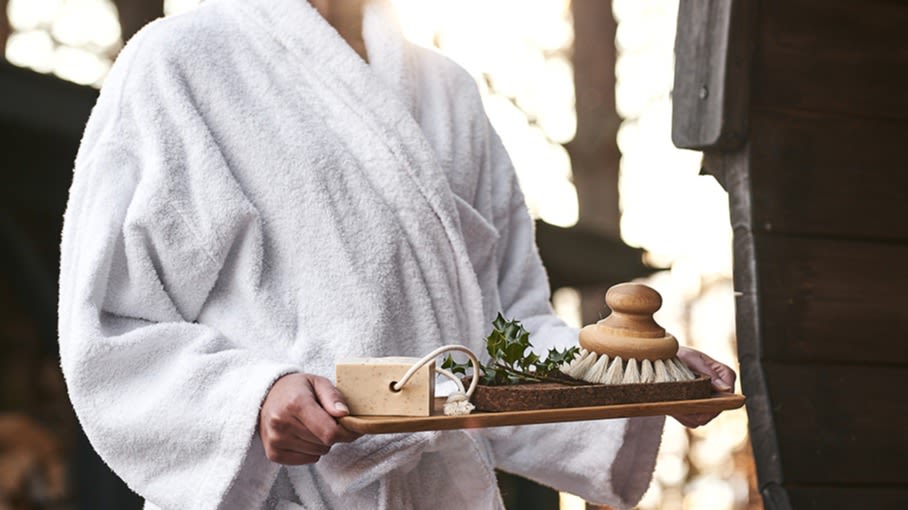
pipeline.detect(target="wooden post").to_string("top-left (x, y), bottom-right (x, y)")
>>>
top-left (0, 0), bottom-right (10, 54)
top-left (113, 0), bottom-right (165, 44)
top-left (569, 0), bottom-right (621, 239)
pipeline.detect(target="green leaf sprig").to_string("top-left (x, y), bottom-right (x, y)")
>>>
top-left (442, 313), bottom-right (581, 386)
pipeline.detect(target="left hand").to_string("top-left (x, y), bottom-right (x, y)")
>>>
top-left (671, 346), bottom-right (737, 428)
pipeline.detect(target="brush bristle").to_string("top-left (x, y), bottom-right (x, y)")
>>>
top-left (561, 349), bottom-right (696, 385)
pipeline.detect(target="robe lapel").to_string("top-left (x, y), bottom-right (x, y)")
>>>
top-left (234, 0), bottom-right (486, 345)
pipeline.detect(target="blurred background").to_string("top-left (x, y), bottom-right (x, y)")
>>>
top-left (0, 0), bottom-right (760, 508)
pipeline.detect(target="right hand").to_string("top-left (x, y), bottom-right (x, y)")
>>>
top-left (259, 373), bottom-right (361, 465)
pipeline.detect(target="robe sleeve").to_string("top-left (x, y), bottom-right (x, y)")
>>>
top-left (479, 113), bottom-right (665, 509)
top-left (58, 30), bottom-right (299, 510)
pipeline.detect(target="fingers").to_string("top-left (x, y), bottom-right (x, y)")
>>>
top-left (310, 375), bottom-right (352, 418)
top-left (267, 447), bottom-right (321, 466)
top-left (677, 347), bottom-right (737, 392)
top-left (270, 436), bottom-right (331, 457)
top-left (259, 373), bottom-right (361, 466)
top-left (264, 436), bottom-right (329, 464)
top-left (293, 384), bottom-right (361, 445)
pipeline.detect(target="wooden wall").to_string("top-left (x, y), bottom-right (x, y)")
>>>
top-left (674, 0), bottom-right (908, 508)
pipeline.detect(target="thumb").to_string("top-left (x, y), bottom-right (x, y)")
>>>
top-left (310, 376), bottom-right (351, 417)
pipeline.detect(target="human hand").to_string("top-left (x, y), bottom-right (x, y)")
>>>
top-left (259, 373), bottom-right (361, 465)
top-left (671, 346), bottom-right (737, 428)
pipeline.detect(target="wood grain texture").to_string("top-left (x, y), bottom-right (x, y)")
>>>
top-left (722, 146), bottom-right (789, 504)
top-left (754, 234), bottom-right (908, 365)
top-left (752, 0), bottom-right (908, 119)
top-left (113, 0), bottom-right (165, 43)
top-left (765, 363), bottom-right (908, 485)
top-left (748, 110), bottom-right (908, 241)
top-left (787, 487), bottom-right (908, 509)
top-left (672, 0), bottom-right (753, 149)
top-left (339, 393), bottom-right (744, 435)
top-left (569, 0), bottom-right (621, 236)
top-left (0, 0), bottom-right (9, 52)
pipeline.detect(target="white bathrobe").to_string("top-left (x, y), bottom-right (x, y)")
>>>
top-left (58, 0), bottom-right (663, 508)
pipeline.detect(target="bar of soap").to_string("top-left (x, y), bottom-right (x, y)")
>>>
top-left (336, 357), bottom-right (435, 417)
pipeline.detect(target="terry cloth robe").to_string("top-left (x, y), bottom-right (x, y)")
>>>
top-left (58, 0), bottom-right (664, 508)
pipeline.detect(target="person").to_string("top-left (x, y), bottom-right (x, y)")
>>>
top-left (57, 0), bottom-right (736, 508)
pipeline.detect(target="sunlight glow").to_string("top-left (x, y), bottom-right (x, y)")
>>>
top-left (7, 0), bottom-right (62, 31)
top-left (164, 0), bottom-right (202, 17)
top-left (51, 0), bottom-right (121, 50)
top-left (5, 30), bottom-right (56, 73)
top-left (391, 0), bottom-right (579, 228)
top-left (7, 0), bottom-right (120, 87)
top-left (614, 1), bottom-right (751, 508)
top-left (552, 287), bottom-right (582, 329)
top-left (558, 491), bottom-right (586, 510)
top-left (53, 44), bottom-right (110, 86)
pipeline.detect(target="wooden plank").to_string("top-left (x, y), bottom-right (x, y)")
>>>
top-left (764, 363), bottom-right (908, 485)
top-left (113, 0), bottom-right (164, 43)
top-left (747, 110), bottom-right (908, 241)
top-left (752, 0), bottom-right (908, 119)
top-left (672, 0), bottom-right (753, 150)
top-left (754, 234), bottom-right (908, 365)
top-left (534, 221), bottom-right (654, 291)
top-left (0, 61), bottom-right (98, 139)
top-left (0, 0), bottom-right (9, 52)
top-left (339, 393), bottom-right (744, 435)
top-left (787, 487), bottom-right (908, 509)
top-left (570, 0), bottom-right (621, 236)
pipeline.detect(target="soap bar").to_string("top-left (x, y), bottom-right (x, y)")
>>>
top-left (336, 357), bottom-right (435, 417)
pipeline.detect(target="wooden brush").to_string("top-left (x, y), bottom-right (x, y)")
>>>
top-left (561, 283), bottom-right (696, 384)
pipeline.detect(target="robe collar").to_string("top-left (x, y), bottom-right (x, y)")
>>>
top-left (235, 0), bottom-right (417, 117)
top-left (231, 0), bottom-right (487, 346)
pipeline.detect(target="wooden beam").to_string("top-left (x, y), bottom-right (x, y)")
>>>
top-left (756, 233), bottom-right (908, 365)
top-left (766, 363), bottom-right (908, 485)
top-left (753, 0), bottom-right (908, 120)
top-left (113, 0), bottom-right (165, 44)
top-left (748, 109), bottom-right (908, 242)
top-left (534, 220), bottom-right (654, 291)
top-left (568, 0), bottom-right (621, 238)
top-left (0, 0), bottom-right (10, 53)
top-left (672, 0), bottom-right (754, 150)
top-left (723, 146), bottom-right (793, 510)
top-left (787, 487), bottom-right (908, 509)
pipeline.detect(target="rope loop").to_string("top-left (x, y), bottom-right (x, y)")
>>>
top-left (391, 345), bottom-right (481, 416)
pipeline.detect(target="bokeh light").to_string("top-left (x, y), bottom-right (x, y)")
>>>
top-left (163, 0), bottom-right (201, 17)
top-left (612, 0), bottom-right (755, 508)
top-left (391, 0), bottom-right (579, 228)
top-left (6, 0), bottom-right (120, 87)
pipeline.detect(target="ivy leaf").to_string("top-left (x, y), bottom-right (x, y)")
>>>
top-left (441, 354), bottom-right (469, 375)
top-left (453, 315), bottom-right (583, 387)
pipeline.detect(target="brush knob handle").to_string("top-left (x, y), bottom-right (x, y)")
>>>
top-left (603, 283), bottom-right (665, 338)
top-left (579, 283), bottom-right (678, 360)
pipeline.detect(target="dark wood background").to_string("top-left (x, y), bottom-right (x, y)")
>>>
top-left (676, 0), bottom-right (908, 508)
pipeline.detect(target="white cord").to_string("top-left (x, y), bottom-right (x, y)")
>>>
top-left (391, 344), bottom-right (482, 416)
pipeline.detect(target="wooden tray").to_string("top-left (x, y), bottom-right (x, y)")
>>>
top-left (338, 392), bottom-right (745, 434)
